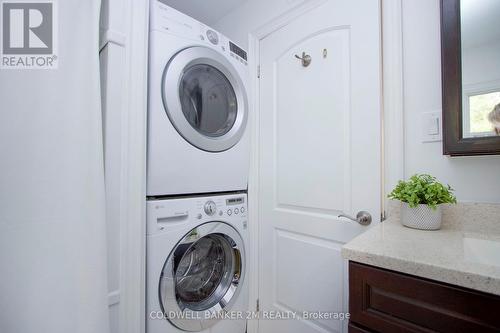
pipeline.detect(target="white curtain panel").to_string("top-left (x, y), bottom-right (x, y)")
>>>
top-left (0, 1), bottom-right (109, 332)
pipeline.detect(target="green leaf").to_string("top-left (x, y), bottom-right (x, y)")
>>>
top-left (387, 174), bottom-right (457, 208)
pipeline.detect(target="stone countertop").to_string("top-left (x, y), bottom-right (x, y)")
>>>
top-left (341, 202), bottom-right (500, 296)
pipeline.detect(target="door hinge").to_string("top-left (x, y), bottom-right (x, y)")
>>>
top-left (256, 299), bottom-right (260, 311)
top-left (257, 65), bottom-right (260, 78)
top-left (381, 210), bottom-right (387, 222)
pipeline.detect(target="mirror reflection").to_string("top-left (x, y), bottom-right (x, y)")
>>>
top-left (460, 0), bottom-right (500, 138)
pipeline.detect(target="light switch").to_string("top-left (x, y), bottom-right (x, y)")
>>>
top-left (426, 115), bottom-right (439, 135)
top-left (422, 111), bottom-right (442, 143)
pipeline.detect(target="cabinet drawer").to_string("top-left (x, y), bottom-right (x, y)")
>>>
top-left (349, 261), bottom-right (500, 333)
top-left (348, 323), bottom-right (374, 333)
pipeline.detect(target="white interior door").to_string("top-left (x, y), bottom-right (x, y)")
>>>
top-left (257, 1), bottom-right (381, 332)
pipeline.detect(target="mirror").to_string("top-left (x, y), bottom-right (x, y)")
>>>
top-left (441, 0), bottom-right (500, 155)
top-left (460, 0), bottom-right (500, 139)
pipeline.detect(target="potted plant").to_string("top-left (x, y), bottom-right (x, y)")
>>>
top-left (388, 174), bottom-right (457, 230)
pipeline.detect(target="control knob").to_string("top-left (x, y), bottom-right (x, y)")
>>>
top-left (204, 200), bottom-right (217, 216)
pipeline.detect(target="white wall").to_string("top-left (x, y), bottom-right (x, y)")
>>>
top-left (159, 0), bottom-right (247, 26)
top-left (214, 0), bottom-right (308, 49)
top-left (402, 0), bottom-right (500, 203)
top-left (215, 0), bottom-right (500, 204)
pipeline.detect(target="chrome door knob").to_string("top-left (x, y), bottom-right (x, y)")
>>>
top-left (338, 211), bottom-right (372, 226)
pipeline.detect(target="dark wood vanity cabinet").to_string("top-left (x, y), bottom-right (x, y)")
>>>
top-left (348, 262), bottom-right (500, 333)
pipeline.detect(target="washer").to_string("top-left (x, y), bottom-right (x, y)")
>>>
top-left (148, 1), bottom-right (250, 196)
top-left (146, 193), bottom-right (249, 333)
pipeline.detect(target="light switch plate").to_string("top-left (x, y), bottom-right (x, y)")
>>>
top-left (421, 111), bottom-right (442, 143)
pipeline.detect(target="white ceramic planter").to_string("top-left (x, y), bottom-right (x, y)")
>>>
top-left (401, 203), bottom-right (442, 230)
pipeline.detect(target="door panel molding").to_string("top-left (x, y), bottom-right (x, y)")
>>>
top-left (247, 3), bottom-right (333, 333)
top-left (273, 228), bottom-right (345, 333)
top-left (248, 0), bottom-right (380, 333)
top-left (247, 1), bottom-right (403, 332)
top-left (254, 1), bottom-right (382, 332)
top-left (270, 27), bottom-right (352, 215)
top-left (275, 205), bottom-right (343, 218)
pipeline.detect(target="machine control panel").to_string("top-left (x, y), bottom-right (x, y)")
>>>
top-left (226, 197), bottom-right (244, 205)
top-left (229, 41), bottom-right (247, 61)
top-left (206, 29), bottom-right (219, 45)
top-left (204, 200), bottom-right (217, 216)
top-left (196, 196), bottom-right (247, 219)
top-left (147, 194), bottom-right (247, 236)
top-left (152, 2), bottom-right (248, 67)
top-left (224, 196), bottom-right (246, 217)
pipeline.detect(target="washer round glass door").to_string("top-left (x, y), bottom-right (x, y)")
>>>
top-left (159, 222), bottom-right (245, 332)
top-left (162, 46), bottom-right (248, 152)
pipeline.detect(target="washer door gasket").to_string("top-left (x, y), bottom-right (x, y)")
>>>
top-left (159, 222), bottom-right (245, 332)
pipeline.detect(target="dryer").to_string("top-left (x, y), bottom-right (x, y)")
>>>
top-left (146, 193), bottom-right (249, 333)
top-left (148, 1), bottom-right (250, 196)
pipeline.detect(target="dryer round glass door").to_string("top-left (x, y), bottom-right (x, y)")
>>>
top-left (179, 64), bottom-right (237, 138)
top-left (159, 222), bottom-right (245, 332)
top-left (162, 46), bottom-right (248, 152)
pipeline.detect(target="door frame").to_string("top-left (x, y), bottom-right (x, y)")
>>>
top-left (246, 1), bottom-right (404, 332)
top-left (100, 0), bottom-right (149, 332)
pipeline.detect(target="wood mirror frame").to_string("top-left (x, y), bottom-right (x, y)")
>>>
top-left (440, 0), bottom-right (500, 156)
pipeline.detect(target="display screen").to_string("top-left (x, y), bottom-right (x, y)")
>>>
top-left (229, 42), bottom-right (247, 61)
top-left (226, 197), bottom-right (244, 205)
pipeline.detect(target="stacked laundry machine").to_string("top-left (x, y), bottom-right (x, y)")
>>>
top-left (146, 1), bottom-right (250, 332)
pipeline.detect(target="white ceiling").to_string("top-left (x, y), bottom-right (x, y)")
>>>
top-left (159, 0), bottom-right (248, 26)
top-left (160, 0), bottom-right (500, 48)
top-left (461, 0), bottom-right (500, 48)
